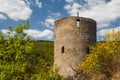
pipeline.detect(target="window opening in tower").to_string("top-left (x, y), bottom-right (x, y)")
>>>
top-left (87, 46), bottom-right (90, 54)
top-left (77, 19), bottom-right (80, 28)
top-left (61, 46), bottom-right (64, 53)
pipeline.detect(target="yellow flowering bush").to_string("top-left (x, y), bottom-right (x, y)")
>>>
top-left (80, 29), bottom-right (120, 76)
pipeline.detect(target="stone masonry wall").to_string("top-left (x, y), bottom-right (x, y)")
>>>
top-left (54, 16), bottom-right (96, 79)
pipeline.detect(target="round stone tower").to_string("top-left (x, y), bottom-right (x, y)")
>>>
top-left (54, 16), bottom-right (96, 78)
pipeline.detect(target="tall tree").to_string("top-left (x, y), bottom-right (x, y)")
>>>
top-left (0, 21), bottom-right (34, 80)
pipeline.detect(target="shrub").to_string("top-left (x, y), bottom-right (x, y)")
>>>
top-left (0, 21), bottom-right (34, 79)
top-left (79, 30), bottom-right (120, 79)
top-left (0, 21), bottom-right (63, 80)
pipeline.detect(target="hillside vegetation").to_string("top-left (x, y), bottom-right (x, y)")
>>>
top-left (0, 21), bottom-right (63, 80)
top-left (0, 21), bottom-right (120, 80)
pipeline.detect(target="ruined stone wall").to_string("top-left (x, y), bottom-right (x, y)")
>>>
top-left (54, 16), bottom-right (96, 78)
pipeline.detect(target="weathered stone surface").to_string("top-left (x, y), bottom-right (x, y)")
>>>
top-left (54, 16), bottom-right (96, 78)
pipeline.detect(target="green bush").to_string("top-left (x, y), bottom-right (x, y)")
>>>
top-left (0, 21), bottom-right (34, 79)
top-left (80, 30), bottom-right (120, 78)
top-left (0, 21), bottom-right (64, 80)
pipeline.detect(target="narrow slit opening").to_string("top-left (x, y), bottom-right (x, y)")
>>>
top-left (61, 46), bottom-right (64, 53)
top-left (77, 19), bottom-right (80, 22)
top-left (87, 47), bottom-right (90, 54)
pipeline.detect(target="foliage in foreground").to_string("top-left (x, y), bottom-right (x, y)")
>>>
top-left (0, 21), bottom-right (34, 79)
top-left (2, 21), bottom-right (120, 80)
top-left (79, 30), bottom-right (120, 80)
top-left (0, 21), bottom-right (64, 80)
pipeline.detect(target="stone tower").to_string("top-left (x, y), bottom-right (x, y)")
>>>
top-left (54, 16), bottom-right (96, 78)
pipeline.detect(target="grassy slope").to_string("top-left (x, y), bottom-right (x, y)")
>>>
top-left (33, 40), bottom-right (54, 68)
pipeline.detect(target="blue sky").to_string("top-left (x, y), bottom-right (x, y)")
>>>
top-left (0, 0), bottom-right (120, 41)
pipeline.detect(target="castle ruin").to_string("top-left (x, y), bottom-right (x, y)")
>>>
top-left (54, 16), bottom-right (96, 79)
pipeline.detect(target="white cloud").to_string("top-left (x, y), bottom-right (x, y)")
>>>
top-left (0, 0), bottom-right (32, 21)
top-left (1, 29), bottom-right (8, 34)
top-left (44, 18), bottom-right (54, 29)
top-left (23, 0), bottom-right (31, 6)
top-left (24, 29), bottom-right (54, 40)
top-left (64, 2), bottom-right (81, 16)
top-left (43, 12), bottom-right (61, 29)
top-left (1, 29), bottom-right (54, 40)
top-left (1, 29), bottom-right (15, 36)
top-left (97, 26), bottom-right (120, 36)
top-left (36, 0), bottom-right (42, 8)
top-left (64, 0), bottom-right (120, 29)
top-left (24, 0), bottom-right (42, 8)
top-left (0, 14), bottom-right (6, 20)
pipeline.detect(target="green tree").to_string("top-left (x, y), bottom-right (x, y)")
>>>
top-left (0, 21), bottom-right (34, 80)
top-left (0, 21), bottom-right (64, 80)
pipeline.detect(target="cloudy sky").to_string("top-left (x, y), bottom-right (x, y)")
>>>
top-left (0, 0), bottom-right (120, 41)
